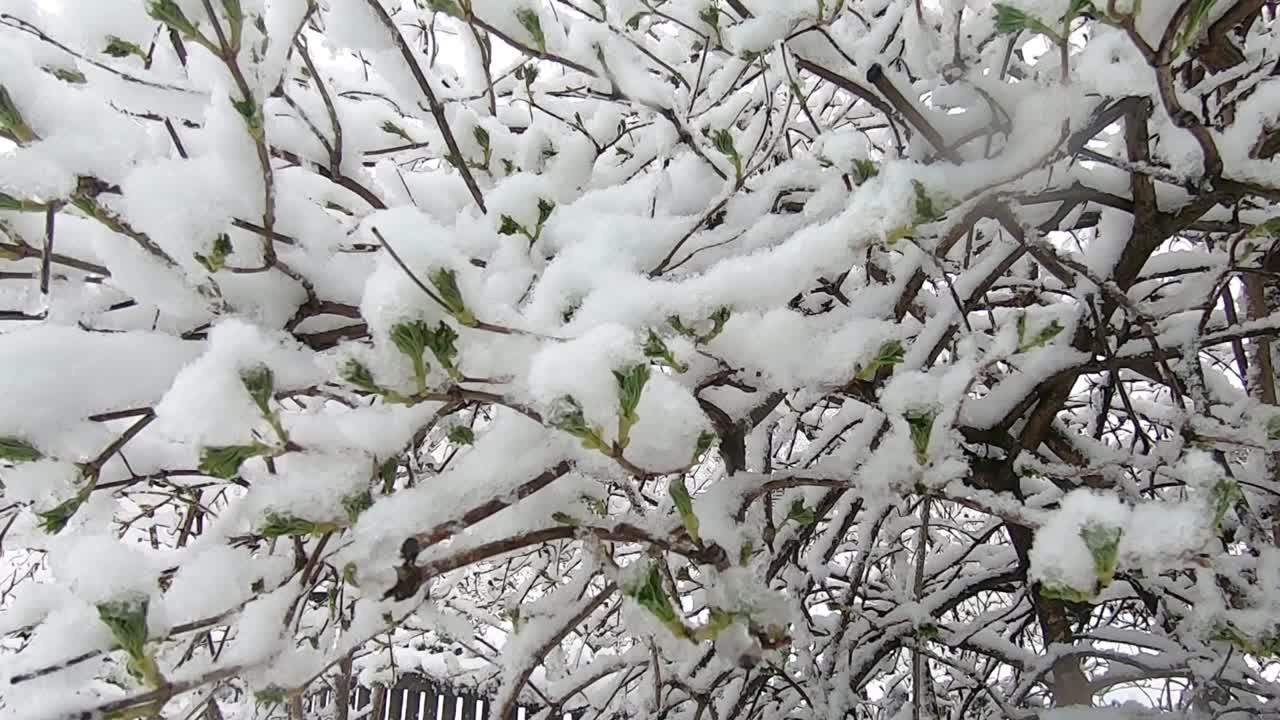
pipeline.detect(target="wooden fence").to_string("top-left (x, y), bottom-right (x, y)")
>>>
top-left (302, 674), bottom-right (576, 720)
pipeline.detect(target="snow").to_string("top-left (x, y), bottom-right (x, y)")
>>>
top-left (162, 545), bottom-right (259, 626)
top-left (711, 309), bottom-right (900, 391)
top-left (325, 0), bottom-right (394, 52)
top-left (0, 459), bottom-right (81, 506)
top-left (155, 319), bottom-right (323, 447)
top-left (525, 323), bottom-right (640, 431)
top-left (0, 325), bottom-right (200, 457)
top-left (2, 1), bottom-right (1278, 717)
top-left (623, 372), bottom-right (710, 471)
top-left (47, 531), bottom-right (160, 606)
top-left (1031, 489), bottom-right (1215, 595)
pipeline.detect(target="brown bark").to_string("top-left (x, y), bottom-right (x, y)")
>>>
top-left (335, 653), bottom-right (353, 720)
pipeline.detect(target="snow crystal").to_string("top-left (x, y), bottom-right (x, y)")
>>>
top-left (155, 319), bottom-right (323, 447)
top-left (47, 531), bottom-right (159, 606)
top-left (0, 325), bottom-right (200, 458)
top-left (163, 545), bottom-right (258, 625)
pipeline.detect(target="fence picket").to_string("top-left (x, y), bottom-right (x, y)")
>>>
top-left (308, 673), bottom-right (583, 720)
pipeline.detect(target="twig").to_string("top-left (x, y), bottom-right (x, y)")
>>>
top-left (866, 64), bottom-right (960, 162)
top-left (296, 37), bottom-right (344, 177)
top-left (370, 226), bottom-right (448, 310)
top-left (363, 0), bottom-right (489, 213)
top-left (40, 205), bottom-right (55, 298)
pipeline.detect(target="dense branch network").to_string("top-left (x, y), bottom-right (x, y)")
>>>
top-left (1, 1), bottom-right (1280, 719)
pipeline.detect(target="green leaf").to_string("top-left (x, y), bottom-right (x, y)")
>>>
top-left (240, 364), bottom-right (274, 416)
top-left (516, 8), bottom-right (546, 52)
top-left (537, 198), bottom-right (556, 226)
top-left (341, 359), bottom-right (381, 395)
top-left (1178, 0), bottom-right (1219, 54)
top-left (711, 129), bottom-right (735, 157)
top-left (851, 158), bottom-right (878, 185)
top-left (514, 63), bottom-right (539, 86)
top-left (627, 564), bottom-right (687, 639)
top-left (37, 495), bottom-right (85, 534)
top-left (584, 494), bottom-right (607, 516)
top-left (884, 223), bottom-right (914, 245)
top-left (698, 5), bottom-right (720, 28)
top-left (498, 215), bottom-right (524, 236)
top-left (993, 3), bottom-right (1032, 33)
top-left (692, 430), bottom-right (716, 463)
top-left (1249, 217), bottom-right (1280, 239)
top-left (259, 513), bottom-right (338, 538)
top-left (1080, 522), bottom-right (1122, 586)
top-left (0, 85), bottom-right (35, 143)
top-left (1064, 0), bottom-right (1094, 21)
top-left (421, 321), bottom-right (462, 380)
top-left (230, 95), bottom-right (260, 130)
top-left (911, 180), bottom-right (945, 224)
top-left (1214, 623), bottom-right (1280, 658)
top-left (615, 364), bottom-right (650, 422)
top-left (472, 125), bottom-right (490, 149)
top-left (379, 457), bottom-right (398, 494)
top-left (254, 686), bottom-right (289, 707)
top-left (668, 309), bottom-right (730, 345)
top-left (613, 363), bottom-right (650, 448)
top-left (222, 0), bottom-right (243, 26)
top-left (1018, 318), bottom-right (1065, 352)
top-left (855, 340), bottom-right (905, 381)
top-left (342, 490), bottom-right (374, 524)
top-left (992, 3), bottom-right (1062, 41)
top-left (0, 191), bottom-right (47, 212)
top-left (390, 320), bottom-right (433, 391)
top-left (549, 396), bottom-right (610, 452)
top-left (1268, 415), bottom-right (1280, 441)
top-left (424, 0), bottom-right (463, 17)
top-left (104, 36), bottom-right (147, 59)
top-left (1210, 477), bottom-right (1240, 531)
top-left (669, 478), bottom-right (700, 542)
top-left (906, 413), bottom-right (934, 465)
top-left (704, 307), bottom-right (731, 342)
top-left (552, 511), bottom-right (579, 527)
top-left (786, 497), bottom-right (817, 526)
top-left (643, 330), bottom-right (688, 373)
top-left (710, 129), bottom-right (742, 181)
top-left (381, 120), bottom-right (413, 142)
top-left (694, 607), bottom-right (737, 641)
top-left (97, 596), bottom-right (164, 685)
top-left (148, 0), bottom-right (201, 38)
top-left (1040, 583), bottom-right (1094, 603)
top-left (199, 444), bottom-right (266, 479)
top-left (448, 425), bottom-right (476, 445)
top-left (49, 67), bottom-right (87, 84)
top-left (625, 12), bottom-right (645, 30)
top-left (97, 597), bottom-right (149, 660)
top-left (0, 437), bottom-right (42, 463)
top-left (668, 315), bottom-right (697, 338)
top-left (193, 233), bottom-right (233, 273)
top-left (429, 268), bottom-right (476, 326)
